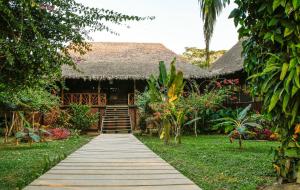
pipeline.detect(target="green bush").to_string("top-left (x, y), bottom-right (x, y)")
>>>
top-left (68, 104), bottom-right (98, 131)
top-left (54, 109), bottom-right (72, 128)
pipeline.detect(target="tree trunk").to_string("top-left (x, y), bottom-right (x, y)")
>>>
top-left (175, 125), bottom-right (181, 144)
top-left (4, 113), bottom-right (8, 143)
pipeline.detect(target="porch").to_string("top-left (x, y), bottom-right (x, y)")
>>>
top-left (60, 79), bottom-right (146, 132)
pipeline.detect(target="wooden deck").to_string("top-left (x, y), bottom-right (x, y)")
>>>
top-left (24, 134), bottom-right (201, 190)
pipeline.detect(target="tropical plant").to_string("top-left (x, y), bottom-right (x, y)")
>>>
top-left (15, 113), bottom-right (50, 145)
top-left (184, 86), bottom-right (229, 135)
top-left (68, 104), bottom-right (98, 132)
top-left (212, 104), bottom-right (261, 148)
top-left (231, 0), bottom-right (300, 184)
top-left (198, 0), bottom-right (229, 63)
top-left (199, 0), bottom-right (300, 183)
top-left (54, 109), bottom-right (72, 128)
top-left (146, 58), bottom-right (185, 144)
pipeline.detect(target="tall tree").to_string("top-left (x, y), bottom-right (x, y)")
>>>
top-left (182, 47), bottom-right (225, 68)
top-left (0, 0), bottom-right (152, 89)
top-left (198, 0), bottom-right (229, 64)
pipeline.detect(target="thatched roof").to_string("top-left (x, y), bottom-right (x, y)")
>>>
top-left (62, 42), bottom-right (211, 80)
top-left (209, 41), bottom-right (244, 76)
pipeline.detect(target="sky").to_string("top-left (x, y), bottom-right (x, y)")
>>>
top-left (76, 0), bottom-right (238, 54)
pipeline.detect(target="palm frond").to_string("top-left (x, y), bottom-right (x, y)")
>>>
top-left (198, 0), bottom-right (229, 64)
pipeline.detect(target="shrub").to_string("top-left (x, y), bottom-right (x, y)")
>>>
top-left (48, 128), bottom-right (70, 140)
top-left (55, 109), bottom-right (72, 128)
top-left (68, 104), bottom-right (98, 131)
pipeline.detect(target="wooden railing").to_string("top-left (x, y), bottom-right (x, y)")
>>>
top-left (62, 93), bottom-right (107, 106)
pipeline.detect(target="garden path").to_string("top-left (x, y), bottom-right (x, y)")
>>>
top-left (24, 134), bottom-right (201, 190)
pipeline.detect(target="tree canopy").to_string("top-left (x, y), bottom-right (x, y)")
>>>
top-left (182, 47), bottom-right (225, 68)
top-left (0, 0), bottom-right (152, 110)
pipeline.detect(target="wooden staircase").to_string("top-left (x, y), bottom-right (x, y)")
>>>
top-left (101, 105), bottom-right (132, 133)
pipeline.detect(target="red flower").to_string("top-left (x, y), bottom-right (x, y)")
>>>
top-left (216, 82), bottom-right (222, 88)
top-left (228, 79), bottom-right (233, 85)
top-left (234, 79), bottom-right (240, 85)
top-left (223, 79), bottom-right (228, 84)
top-left (48, 128), bottom-right (70, 140)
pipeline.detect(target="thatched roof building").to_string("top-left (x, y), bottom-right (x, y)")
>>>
top-left (209, 41), bottom-right (243, 76)
top-left (62, 42), bottom-right (211, 80)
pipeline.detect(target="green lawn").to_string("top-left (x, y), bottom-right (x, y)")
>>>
top-left (137, 135), bottom-right (279, 190)
top-left (0, 136), bottom-right (92, 189)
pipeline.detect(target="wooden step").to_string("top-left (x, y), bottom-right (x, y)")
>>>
top-left (102, 126), bottom-right (131, 129)
top-left (102, 129), bottom-right (131, 134)
top-left (101, 105), bottom-right (132, 133)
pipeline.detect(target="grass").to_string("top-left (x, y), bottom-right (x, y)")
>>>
top-left (0, 136), bottom-right (92, 189)
top-left (137, 135), bottom-right (279, 190)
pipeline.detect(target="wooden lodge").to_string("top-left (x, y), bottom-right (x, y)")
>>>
top-left (61, 42), bottom-right (210, 133)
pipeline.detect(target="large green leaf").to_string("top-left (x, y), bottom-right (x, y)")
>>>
top-left (15, 131), bottom-right (26, 139)
top-left (293, 0), bottom-right (300, 9)
top-left (291, 101), bottom-right (299, 125)
top-left (268, 89), bottom-right (282, 112)
top-left (29, 133), bottom-right (41, 142)
top-left (237, 104), bottom-right (251, 121)
top-left (168, 58), bottom-right (177, 87)
top-left (282, 93), bottom-right (289, 112)
top-left (158, 61), bottom-right (168, 86)
top-left (285, 148), bottom-right (300, 158)
top-left (284, 70), bottom-right (295, 93)
top-left (292, 86), bottom-right (299, 97)
top-left (280, 63), bottom-right (289, 80)
top-left (294, 69), bottom-right (300, 88)
top-left (273, 0), bottom-right (283, 10)
top-left (284, 28), bottom-right (294, 37)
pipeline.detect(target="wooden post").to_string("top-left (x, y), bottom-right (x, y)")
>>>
top-left (133, 79), bottom-right (137, 130)
top-left (133, 80), bottom-right (136, 105)
top-left (97, 80), bottom-right (101, 94)
top-left (61, 86), bottom-right (64, 105)
top-left (97, 80), bottom-right (101, 105)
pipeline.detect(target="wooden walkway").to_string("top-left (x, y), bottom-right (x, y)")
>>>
top-left (25, 134), bottom-right (201, 190)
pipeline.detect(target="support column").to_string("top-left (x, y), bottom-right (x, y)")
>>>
top-left (97, 80), bottom-right (101, 94)
top-left (61, 81), bottom-right (64, 105)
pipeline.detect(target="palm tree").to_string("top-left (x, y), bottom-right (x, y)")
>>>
top-left (198, 0), bottom-right (229, 65)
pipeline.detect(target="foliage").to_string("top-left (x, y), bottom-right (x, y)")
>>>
top-left (182, 47), bottom-right (226, 67)
top-left (200, 0), bottom-right (300, 183)
top-left (146, 59), bottom-right (185, 144)
top-left (54, 109), bottom-right (72, 128)
top-left (228, 0), bottom-right (300, 183)
top-left (212, 104), bottom-right (262, 148)
top-left (183, 82), bottom-right (230, 135)
top-left (0, 86), bottom-right (59, 112)
top-left (0, 0), bottom-right (152, 89)
top-left (138, 135), bottom-right (278, 190)
top-left (68, 104), bottom-right (98, 131)
top-left (198, 0), bottom-right (229, 63)
top-left (0, 136), bottom-right (91, 189)
top-left (15, 128), bottom-right (40, 143)
top-left (48, 128), bottom-right (70, 140)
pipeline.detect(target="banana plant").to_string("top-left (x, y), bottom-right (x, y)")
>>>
top-left (212, 104), bottom-right (261, 148)
top-left (147, 58), bottom-right (185, 144)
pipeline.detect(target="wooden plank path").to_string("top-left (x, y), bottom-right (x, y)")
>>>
top-left (24, 134), bottom-right (201, 190)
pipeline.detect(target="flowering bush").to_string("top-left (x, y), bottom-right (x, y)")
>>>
top-left (48, 128), bottom-right (70, 140)
top-left (249, 128), bottom-right (278, 141)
